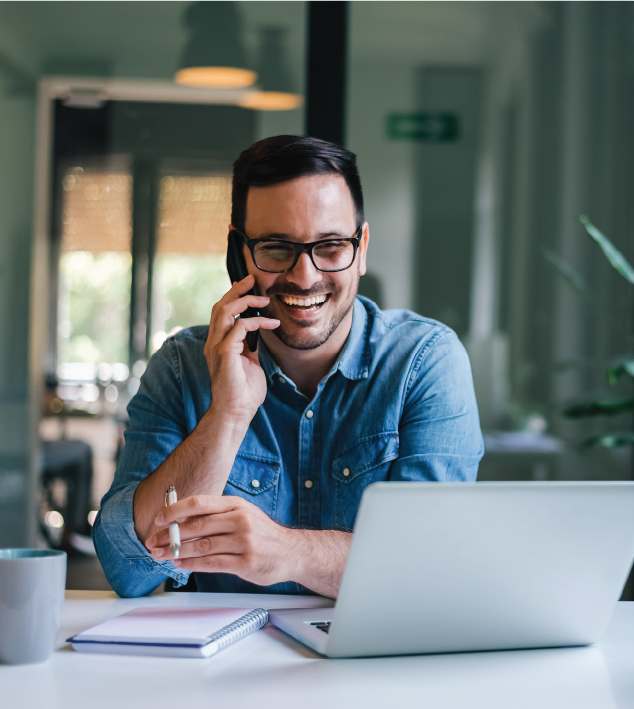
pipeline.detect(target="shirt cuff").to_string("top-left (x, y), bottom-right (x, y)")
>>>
top-left (99, 483), bottom-right (190, 586)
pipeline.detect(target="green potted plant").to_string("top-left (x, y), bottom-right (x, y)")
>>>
top-left (543, 216), bottom-right (634, 449)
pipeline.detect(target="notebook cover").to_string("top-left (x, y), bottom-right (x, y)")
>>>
top-left (68, 606), bottom-right (256, 648)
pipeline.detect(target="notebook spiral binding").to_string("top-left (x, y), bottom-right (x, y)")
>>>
top-left (206, 608), bottom-right (269, 653)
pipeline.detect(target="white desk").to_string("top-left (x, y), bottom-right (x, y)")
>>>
top-left (3, 591), bottom-right (634, 709)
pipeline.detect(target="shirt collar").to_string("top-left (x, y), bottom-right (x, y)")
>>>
top-left (258, 338), bottom-right (283, 387)
top-left (335, 297), bottom-right (370, 380)
top-left (258, 296), bottom-right (370, 387)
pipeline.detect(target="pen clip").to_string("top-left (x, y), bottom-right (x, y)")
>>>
top-left (165, 485), bottom-right (176, 507)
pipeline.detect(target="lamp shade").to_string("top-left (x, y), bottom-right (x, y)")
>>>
top-left (175, 2), bottom-right (257, 88)
top-left (239, 27), bottom-right (303, 110)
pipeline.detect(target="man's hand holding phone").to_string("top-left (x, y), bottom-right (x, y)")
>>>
top-left (204, 274), bottom-right (279, 425)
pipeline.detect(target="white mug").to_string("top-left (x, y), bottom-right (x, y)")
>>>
top-left (0, 549), bottom-right (66, 664)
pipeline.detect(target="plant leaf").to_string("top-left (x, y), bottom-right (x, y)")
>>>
top-left (583, 432), bottom-right (634, 448)
top-left (562, 396), bottom-right (634, 418)
top-left (607, 358), bottom-right (634, 385)
top-left (579, 215), bottom-right (634, 285)
top-left (541, 248), bottom-right (601, 309)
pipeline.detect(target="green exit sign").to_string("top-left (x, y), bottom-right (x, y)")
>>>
top-left (387, 112), bottom-right (460, 142)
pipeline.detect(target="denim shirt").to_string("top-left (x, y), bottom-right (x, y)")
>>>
top-left (93, 297), bottom-right (483, 597)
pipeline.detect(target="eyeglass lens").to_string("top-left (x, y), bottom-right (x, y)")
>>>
top-left (253, 240), bottom-right (356, 273)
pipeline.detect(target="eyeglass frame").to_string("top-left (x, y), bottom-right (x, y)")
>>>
top-left (233, 226), bottom-right (364, 274)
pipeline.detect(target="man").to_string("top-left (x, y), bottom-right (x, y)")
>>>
top-left (93, 135), bottom-right (483, 599)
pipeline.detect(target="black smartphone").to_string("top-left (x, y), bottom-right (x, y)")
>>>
top-left (226, 230), bottom-right (260, 352)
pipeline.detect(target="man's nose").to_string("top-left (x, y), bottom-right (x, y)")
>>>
top-left (285, 252), bottom-right (323, 290)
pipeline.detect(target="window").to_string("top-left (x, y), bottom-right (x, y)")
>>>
top-left (151, 172), bottom-right (232, 352)
top-left (56, 164), bottom-right (133, 409)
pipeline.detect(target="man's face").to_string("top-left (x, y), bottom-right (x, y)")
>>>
top-left (240, 174), bottom-right (368, 350)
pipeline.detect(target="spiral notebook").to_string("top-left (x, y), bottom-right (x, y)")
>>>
top-left (68, 606), bottom-right (269, 658)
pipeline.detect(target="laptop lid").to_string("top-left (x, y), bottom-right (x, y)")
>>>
top-left (325, 482), bottom-right (634, 658)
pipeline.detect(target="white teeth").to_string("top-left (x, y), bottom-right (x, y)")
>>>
top-left (281, 294), bottom-right (328, 307)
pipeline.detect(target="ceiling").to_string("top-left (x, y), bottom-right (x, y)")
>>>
top-left (0, 1), bottom-right (541, 88)
top-left (0, 2), bottom-right (306, 82)
top-left (349, 2), bottom-right (541, 66)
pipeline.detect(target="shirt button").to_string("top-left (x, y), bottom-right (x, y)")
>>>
top-left (305, 480), bottom-right (313, 489)
top-left (250, 480), bottom-right (260, 489)
top-left (343, 468), bottom-right (351, 477)
top-left (278, 376), bottom-right (286, 384)
top-left (306, 410), bottom-right (314, 419)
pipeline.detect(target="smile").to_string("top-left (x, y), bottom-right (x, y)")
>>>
top-left (278, 294), bottom-right (329, 311)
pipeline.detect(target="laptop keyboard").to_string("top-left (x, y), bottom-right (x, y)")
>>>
top-left (310, 621), bottom-right (331, 634)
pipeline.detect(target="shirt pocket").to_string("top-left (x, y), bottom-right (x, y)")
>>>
top-left (332, 432), bottom-right (399, 529)
top-left (224, 453), bottom-right (281, 518)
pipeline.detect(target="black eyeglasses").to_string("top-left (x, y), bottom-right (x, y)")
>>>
top-left (234, 227), bottom-right (363, 274)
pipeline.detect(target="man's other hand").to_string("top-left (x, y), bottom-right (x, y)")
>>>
top-left (147, 495), bottom-right (299, 587)
top-left (146, 494), bottom-right (352, 598)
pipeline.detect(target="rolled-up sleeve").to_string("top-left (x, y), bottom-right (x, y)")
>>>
top-left (92, 339), bottom-right (192, 597)
top-left (391, 329), bottom-right (483, 482)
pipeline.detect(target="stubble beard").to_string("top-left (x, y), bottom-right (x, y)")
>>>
top-left (262, 276), bottom-right (359, 351)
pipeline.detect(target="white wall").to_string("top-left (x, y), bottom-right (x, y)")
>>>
top-left (347, 61), bottom-right (417, 311)
top-left (0, 95), bottom-right (36, 544)
top-left (471, 2), bottom-right (634, 478)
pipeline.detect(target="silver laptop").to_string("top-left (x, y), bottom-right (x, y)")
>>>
top-left (269, 482), bottom-right (634, 658)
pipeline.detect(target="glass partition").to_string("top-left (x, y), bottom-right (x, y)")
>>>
top-left (347, 2), bottom-right (634, 483)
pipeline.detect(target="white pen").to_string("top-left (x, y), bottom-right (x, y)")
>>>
top-left (164, 486), bottom-right (181, 559)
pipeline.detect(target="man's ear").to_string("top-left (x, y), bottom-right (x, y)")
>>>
top-left (358, 222), bottom-right (370, 277)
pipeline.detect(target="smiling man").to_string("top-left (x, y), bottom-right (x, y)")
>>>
top-left (93, 135), bottom-right (483, 599)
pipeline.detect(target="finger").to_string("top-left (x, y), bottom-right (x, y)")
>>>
top-left (154, 495), bottom-right (240, 528)
top-left (216, 275), bottom-right (256, 308)
top-left (231, 274), bottom-right (257, 297)
top-left (207, 275), bottom-right (257, 328)
top-left (208, 295), bottom-right (271, 346)
top-left (173, 554), bottom-right (245, 574)
top-left (231, 294), bottom-right (271, 316)
top-left (218, 316), bottom-right (280, 352)
top-left (228, 293), bottom-right (270, 314)
top-left (152, 533), bottom-right (242, 561)
top-left (207, 276), bottom-right (256, 335)
top-left (147, 514), bottom-right (237, 550)
top-left (218, 317), bottom-right (280, 361)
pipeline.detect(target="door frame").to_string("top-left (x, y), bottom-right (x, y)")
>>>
top-left (28, 77), bottom-right (252, 545)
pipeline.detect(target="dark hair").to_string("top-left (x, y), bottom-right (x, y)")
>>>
top-left (231, 135), bottom-right (364, 233)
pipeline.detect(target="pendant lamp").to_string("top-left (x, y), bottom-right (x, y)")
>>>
top-left (175, 2), bottom-right (257, 89)
top-left (239, 27), bottom-right (303, 110)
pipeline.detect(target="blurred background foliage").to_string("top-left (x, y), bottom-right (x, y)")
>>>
top-left (546, 217), bottom-right (634, 449)
top-left (151, 253), bottom-right (231, 352)
top-left (58, 251), bottom-right (131, 365)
